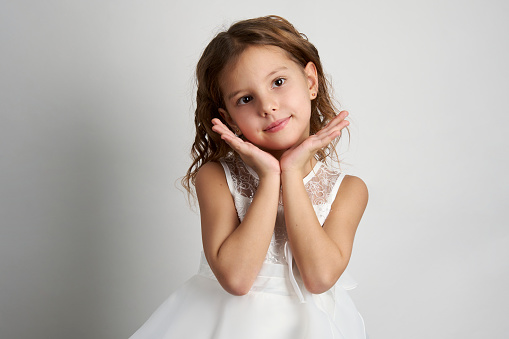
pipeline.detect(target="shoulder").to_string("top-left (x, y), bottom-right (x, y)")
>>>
top-left (196, 161), bottom-right (224, 181)
top-left (195, 161), bottom-right (236, 211)
top-left (340, 175), bottom-right (368, 197)
top-left (334, 175), bottom-right (368, 210)
top-left (195, 161), bottom-right (228, 192)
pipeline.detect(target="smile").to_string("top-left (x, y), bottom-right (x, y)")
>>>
top-left (264, 117), bottom-right (291, 133)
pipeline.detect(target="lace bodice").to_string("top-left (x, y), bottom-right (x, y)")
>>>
top-left (220, 156), bottom-right (345, 265)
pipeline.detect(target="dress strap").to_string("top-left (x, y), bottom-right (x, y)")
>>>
top-left (326, 172), bottom-right (346, 206)
top-left (218, 159), bottom-right (235, 196)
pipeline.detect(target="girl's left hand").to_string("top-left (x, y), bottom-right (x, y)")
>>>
top-left (280, 111), bottom-right (349, 176)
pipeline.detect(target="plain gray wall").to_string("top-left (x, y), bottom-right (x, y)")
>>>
top-left (1, 0), bottom-right (508, 338)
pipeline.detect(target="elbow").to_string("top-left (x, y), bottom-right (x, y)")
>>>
top-left (225, 283), bottom-right (251, 296)
top-left (207, 255), bottom-right (256, 296)
top-left (303, 274), bottom-right (338, 295)
top-left (302, 266), bottom-right (346, 294)
top-left (218, 274), bottom-right (253, 296)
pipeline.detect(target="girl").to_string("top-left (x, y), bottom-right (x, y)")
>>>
top-left (130, 15), bottom-right (368, 339)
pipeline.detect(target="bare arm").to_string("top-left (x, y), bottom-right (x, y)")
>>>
top-left (278, 110), bottom-right (367, 293)
top-left (281, 172), bottom-right (368, 294)
top-left (197, 119), bottom-right (281, 296)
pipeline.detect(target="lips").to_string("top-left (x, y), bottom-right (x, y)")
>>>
top-left (264, 117), bottom-right (291, 133)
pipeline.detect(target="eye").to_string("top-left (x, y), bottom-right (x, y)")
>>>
top-left (237, 95), bottom-right (253, 105)
top-left (273, 78), bottom-right (285, 87)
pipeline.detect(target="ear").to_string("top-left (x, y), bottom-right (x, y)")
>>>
top-left (304, 62), bottom-right (319, 100)
top-left (218, 108), bottom-right (239, 130)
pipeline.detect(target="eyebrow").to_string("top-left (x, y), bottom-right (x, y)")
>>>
top-left (226, 90), bottom-right (242, 101)
top-left (265, 66), bottom-right (288, 79)
top-left (225, 66), bottom-right (289, 101)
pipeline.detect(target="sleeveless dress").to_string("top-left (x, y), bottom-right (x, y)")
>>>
top-left (129, 156), bottom-right (367, 339)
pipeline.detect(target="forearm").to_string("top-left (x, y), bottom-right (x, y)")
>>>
top-left (281, 171), bottom-right (347, 293)
top-left (214, 174), bottom-right (280, 293)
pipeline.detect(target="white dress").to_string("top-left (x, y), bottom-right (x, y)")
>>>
top-left (130, 156), bottom-right (367, 339)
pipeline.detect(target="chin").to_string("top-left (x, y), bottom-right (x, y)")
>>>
top-left (263, 145), bottom-right (295, 158)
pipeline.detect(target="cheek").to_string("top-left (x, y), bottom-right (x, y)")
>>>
top-left (291, 90), bottom-right (312, 114)
top-left (287, 84), bottom-right (311, 104)
top-left (234, 113), bottom-right (257, 131)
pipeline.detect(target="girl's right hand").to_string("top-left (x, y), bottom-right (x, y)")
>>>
top-left (211, 119), bottom-right (281, 178)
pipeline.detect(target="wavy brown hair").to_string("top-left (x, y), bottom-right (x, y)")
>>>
top-left (182, 15), bottom-right (345, 197)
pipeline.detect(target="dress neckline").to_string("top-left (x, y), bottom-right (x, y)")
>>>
top-left (303, 160), bottom-right (322, 184)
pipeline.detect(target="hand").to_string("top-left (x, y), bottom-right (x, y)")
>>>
top-left (280, 111), bottom-right (350, 176)
top-left (211, 119), bottom-right (281, 178)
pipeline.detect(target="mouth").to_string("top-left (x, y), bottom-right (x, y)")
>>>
top-left (264, 117), bottom-right (291, 133)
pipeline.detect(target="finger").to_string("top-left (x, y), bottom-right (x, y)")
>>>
top-left (212, 119), bottom-right (237, 139)
top-left (220, 129), bottom-right (243, 145)
top-left (212, 125), bottom-right (234, 138)
top-left (220, 134), bottom-right (248, 156)
top-left (211, 119), bottom-right (265, 161)
top-left (335, 110), bottom-right (349, 121)
top-left (322, 118), bottom-right (349, 135)
top-left (327, 111), bottom-right (349, 129)
top-left (223, 135), bottom-right (257, 159)
top-left (314, 111), bottom-right (349, 136)
top-left (308, 124), bottom-right (345, 150)
top-left (211, 118), bottom-right (229, 132)
top-left (213, 123), bottom-right (248, 152)
top-left (290, 112), bottom-right (349, 158)
top-left (221, 133), bottom-right (241, 149)
top-left (211, 118), bottom-right (229, 130)
top-left (324, 111), bottom-right (348, 128)
top-left (314, 120), bottom-right (348, 143)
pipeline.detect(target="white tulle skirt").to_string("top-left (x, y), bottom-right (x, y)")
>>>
top-left (130, 253), bottom-right (367, 339)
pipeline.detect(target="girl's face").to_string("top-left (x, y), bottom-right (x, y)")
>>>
top-left (218, 45), bottom-right (318, 157)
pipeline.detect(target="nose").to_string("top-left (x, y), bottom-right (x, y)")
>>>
top-left (259, 93), bottom-right (278, 116)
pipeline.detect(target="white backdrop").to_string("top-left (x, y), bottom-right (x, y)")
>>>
top-left (1, 0), bottom-right (508, 338)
